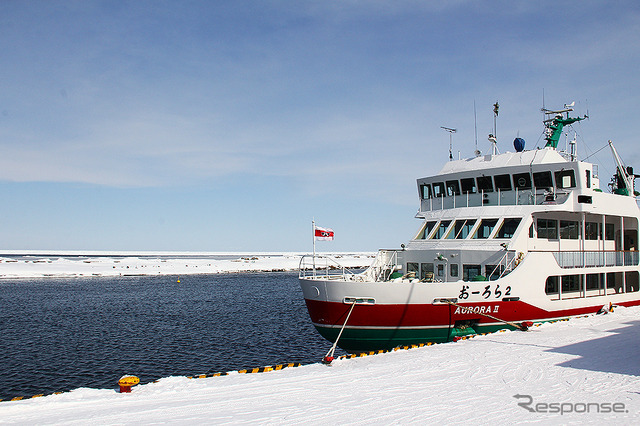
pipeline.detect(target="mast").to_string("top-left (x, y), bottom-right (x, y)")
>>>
top-left (441, 127), bottom-right (457, 161)
top-left (542, 102), bottom-right (587, 149)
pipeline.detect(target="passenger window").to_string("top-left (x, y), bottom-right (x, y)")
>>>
top-left (513, 172), bottom-right (532, 190)
top-left (537, 218), bottom-right (558, 239)
top-left (473, 219), bottom-right (498, 239)
top-left (446, 180), bottom-right (461, 196)
top-left (560, 220), bottom-right (579, 239)
top-left (533, 171), bottom-right (553, 189)
top-left (463, 264), bottom-right (482, 281)
top-left (477, 176), bottom-right (493, 192)
top-left (494, 174), bottom-right (512, 191)
top-left (420, 263), bottom-right (434, 281)
top-left (450, 263), bottom-right (459, 277)
top-left (461, 178), bottom-right (477, 194)
top-left (554, 170), bottom-right (576, 189)
top-left (406, 262), bottom-right (419, 278)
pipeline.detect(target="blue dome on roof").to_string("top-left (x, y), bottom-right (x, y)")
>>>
top-left (514, 137), bottom-right (525, 152)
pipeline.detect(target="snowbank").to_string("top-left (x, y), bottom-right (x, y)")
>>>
top-left (0, 252), bottom-right (375, 278)
top-left (2, 306), bottom-right (639, 424)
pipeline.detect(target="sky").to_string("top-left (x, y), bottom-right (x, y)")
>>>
top-left (1, 1), bottom-right (640, 252)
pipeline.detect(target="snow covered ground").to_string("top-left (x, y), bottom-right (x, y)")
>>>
top-left (2, 305), bottom-right (639, 424)
top-left (0, 252), bottom-right (375, 278)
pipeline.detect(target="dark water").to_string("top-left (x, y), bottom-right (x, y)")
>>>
top-left (0, 272), bottom-right (344, 400)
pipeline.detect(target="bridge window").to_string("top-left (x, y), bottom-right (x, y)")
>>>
top-left (513, 172), bottom-right (532, 190)
top-left (431, 220), bottom-right (451, 239)
top-left (497, 218), bottom-right (521, 239)
top-left (432, 182), bottom-right (445, 198)
top-left (416, 221), bottom-right (437, 239)
top-left (473, 219), bottom-right (498, 239)
top-left (461, 178), bottom-right (477, 194)
top-left (555, 170), bottom-right (576, 189)
top-left (446, 180), bottom-right (460, 196)
top-left (477, 176), bottom-right (493, 192)
top-left (420, 184), bottom-right (432, 200)
top-left (533, 171), bottom-right (553, 189)
top-left (494, 174), bottom-right (512, 191)
top-left (447, 219), bottom-right (476, 239)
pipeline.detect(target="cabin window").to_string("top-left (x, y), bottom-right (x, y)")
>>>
top-left (420, 184), bottom-right (432, 200)
top-left (586, 273), bottom-right (602, 291)
top-left (431, 220), bottom-right (451, 239)
top-left (560, 220), bottom-right (579, 239)
top-left (533, 171), bottom-right (553, 189)
top-left (529, 224), bottom-right (534, 238)
top-left (450, 263), bottom-right (459, 277)
top-left (420, 263), bottom-right (434, 281)
top-left (485, 265), bottom-right (503, 281)
top-left (461, 178), bottom-right (477, 194)
top-left (406, 262), bottom-right (419, 278)
top-left (562, 275), bottom-right (581, 293)
top-left (586, 170), bottom-right (591, 188)
top-left (585, 222), bottom-right (600, 240)
top-left (446, 180), bottom-right (461, 196)
top-left (473, 219), bottom-right (498, 239)
top-left (494, 174), bottom-right (512, 191)
top-left (477, 176), bottom-right (493, 192)
top-left (463, 264), bottom-right (482, 281)
top-left (432, 182), bottom-right (445, 198)
top-left (605, 223), bottom-right (615, 240)
top-left (626, 271), bottom-right (639, 293)
top-left (513, 172), bottom-right (532, 190)
top-left (537, 218), bottom-right (558, 239)
top-left (437, 264), bottom-right (444, 277)
top-left (416, 221), bottom-right (437, 239)
top-left (555, 170), bottom-right (576, 189)
top-left (496, 218), bottom-right (521, 239)
top-left (545, 276), bottom-right (559, 294)
top-left (448, 219), bottom-right (476, 239)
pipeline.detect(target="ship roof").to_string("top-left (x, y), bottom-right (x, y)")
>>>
top-left (436, 148), bottom-right (569, 176)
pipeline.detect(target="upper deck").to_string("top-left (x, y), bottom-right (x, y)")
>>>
top-left (416, 147), bottom-right (600, 213)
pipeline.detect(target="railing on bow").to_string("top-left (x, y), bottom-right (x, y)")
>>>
top-left (298, 255), bottom-right (364, 280)
top-left (487, 251), bottom-right (521, 280)
top-left (552, 250), bottom-right (639, 268)
top-left (361, 249), bottom-right (400, 282)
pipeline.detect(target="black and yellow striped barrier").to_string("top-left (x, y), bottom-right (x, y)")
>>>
top-left (188, 362), bottom-right (303, 380)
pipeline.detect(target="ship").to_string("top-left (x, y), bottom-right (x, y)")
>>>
top-left (299, 103), bottom-right (640, 352)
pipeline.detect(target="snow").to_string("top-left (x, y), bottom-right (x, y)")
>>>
top-left (0, 252), bottom-right (375, 278)
top-left (2, 305), bottom-right (639, 424)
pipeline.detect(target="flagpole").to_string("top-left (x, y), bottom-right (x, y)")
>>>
top-left (312, 218), bottom-right (316, 276)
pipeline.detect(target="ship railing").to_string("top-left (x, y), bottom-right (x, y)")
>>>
top-left (361, 249), bottom-right (400, 282)
top-left (422, 188), bottom-right (571, 211)
top-left (487, 250), bottom-right (521, 279)
top-left (298, 255), bottom-right (366, 281)
top-left (551, 250), bottom-right (639, 268)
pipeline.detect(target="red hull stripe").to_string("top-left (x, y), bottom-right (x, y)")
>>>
top-left (304, 298), bottom-right (640, 328)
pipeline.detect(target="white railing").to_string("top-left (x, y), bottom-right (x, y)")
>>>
top-left (421, 189), bottom-right (570, 211)
top-left (552, 251), bottom-right (639, 268)
top-left (298, 255), bottom-right (364, 280)
top-left (362, 250), bottom-right (400, 282)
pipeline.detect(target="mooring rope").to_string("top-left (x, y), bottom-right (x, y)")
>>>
top-left (323, 299), bottom-right (357, 363)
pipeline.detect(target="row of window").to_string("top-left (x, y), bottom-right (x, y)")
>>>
top-left (545, 272), bottom-right (639, 295)
top-left (420, 169), bottom-right (577, 200)
top-left (416, 218), bottom-right (521, 240)
top-left (406, 262), bottom-right (503, 281)
top-left (533, 219), bottom-right (615, 240)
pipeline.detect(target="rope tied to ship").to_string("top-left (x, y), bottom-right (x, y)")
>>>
top-left (322, 299), bottom-right (357, 364)
top-left (442, 300), bottom-right (532, 332)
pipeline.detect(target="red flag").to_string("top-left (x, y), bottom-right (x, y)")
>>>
top-left (314, 226), bottom-right (334, 241)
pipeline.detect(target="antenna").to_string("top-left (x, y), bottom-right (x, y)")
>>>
top-left (474, 101), bottom-right (480, 156)
top-left (441, 126), bottom-right (457, 161)
top-left (493, 101), bottom-right (499, 138)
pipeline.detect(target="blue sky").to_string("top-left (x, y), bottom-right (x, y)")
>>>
top-left (1, 1), bottom-right (639, 252)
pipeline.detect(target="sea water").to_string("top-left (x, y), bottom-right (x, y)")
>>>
top-left (0, 272), bottom-right (342, 400)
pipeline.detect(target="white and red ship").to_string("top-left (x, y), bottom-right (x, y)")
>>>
top-left (299, 104), bottom-right (640, 351)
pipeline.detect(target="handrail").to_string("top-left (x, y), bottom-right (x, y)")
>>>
top-left (298, 255), bottom-right (364, 280)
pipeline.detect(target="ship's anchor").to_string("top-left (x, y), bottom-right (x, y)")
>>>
top-left (440, 299), bottom-right (533, 332)
top-left (322, 299), bottom-right (358, 364)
